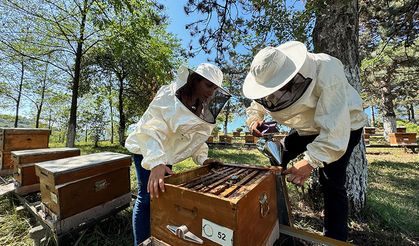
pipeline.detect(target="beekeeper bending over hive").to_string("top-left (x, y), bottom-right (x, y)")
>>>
top-left (125, 63), bottom-right (231, 245)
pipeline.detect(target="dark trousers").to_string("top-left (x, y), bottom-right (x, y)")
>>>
top-left (281, 128), bottom-right (363, 241)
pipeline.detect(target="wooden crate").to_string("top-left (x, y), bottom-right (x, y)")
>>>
top-left (12, 148), bottom-right (81, 188)
top-left (151, 164), bottom-right (277, 246)
top-left (140, 237), bottom-right (171, 246)
top-left (245, 135), bottom-right (257, 144)
top-left (363, 127), bottom-right (376, 135)
top-left (396, 127), bottom-right (407, 133)
top-left (219, 135), bottom-right (232, 144)
top-left (0, 128), bottom-right (50, 151)
top-left (0, 128), bottom-right (51, 172)
top-left (389, 133), bottom-right (417, 145)
top-left (363, 133), bottom-right (370, 145)
top-left (206, 136), bottom-right (214, 143)
top-left (35, 152), bottom-right (131, 220)
top-left (0, 151), bottom-right (13, 170)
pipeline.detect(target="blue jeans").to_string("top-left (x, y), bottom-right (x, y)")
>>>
top-left (132, 154), bottom-right (150, 246)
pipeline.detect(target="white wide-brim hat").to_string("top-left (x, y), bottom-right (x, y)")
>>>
top-left (242, 41), bottom-right (308, 99)
top-left (175, 63), bottom-right (223, 90)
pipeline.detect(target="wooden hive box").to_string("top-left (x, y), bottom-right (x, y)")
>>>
top-left (140, 237), bottom-right (171, 246)
top-left (219, 135), bottom-right (232, 144)
top-left (363, 127), bottom-right (376, 135)
top-left (12, 148), bottom-right (81, 190)
top-left (35, 152), bottom-right (131, 220)
top-left (151, 163), bottom-right (277, 246)
top-left (388, 132), bottom-right (417, 145)
top-left (0, 128), bottom-right (51, 171)
top-left (245, 135), bottom-right (257, 144)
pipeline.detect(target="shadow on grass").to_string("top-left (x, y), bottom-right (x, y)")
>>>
top-left (369, 160), bottom-right (419, 172)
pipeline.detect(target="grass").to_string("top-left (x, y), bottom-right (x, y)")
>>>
top-left (0, 142), bottom-right (418, 245)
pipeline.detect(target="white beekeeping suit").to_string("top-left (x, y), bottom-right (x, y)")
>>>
top-left (125, 63), bottom-right (230, 170)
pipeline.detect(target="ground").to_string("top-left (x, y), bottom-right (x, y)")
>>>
top-left (0, 145), bottom-right (418, 246)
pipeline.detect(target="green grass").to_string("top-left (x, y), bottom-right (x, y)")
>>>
top-left (1, 143), bottom-right (418, 245)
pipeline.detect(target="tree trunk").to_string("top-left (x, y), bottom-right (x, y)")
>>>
top-left (36, 62), bottom-right (48, 128)
top-left (409, 104), bottom-right (416, 123)
top-left (117, 74), bottom-right (126, 146)
top-left (381, 80), bottom-right (396, 139)
top-left (48, 109), bottom-right (52, 129)
top-left (313, 0), bottom-right (368, 213)
top-left (223, 101), bottom-right (231, 135)
top-left (108, 79), bottom-right (114, 144)
top-left (370, 106), bottom-right (375, 127)
top-left (15, 59), bottom-right (24, 127)
top-left (66, 0), bottom-right (88, 147)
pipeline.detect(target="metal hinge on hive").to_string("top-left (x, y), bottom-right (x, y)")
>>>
top-left (166, 224), bottom-right (203, 244)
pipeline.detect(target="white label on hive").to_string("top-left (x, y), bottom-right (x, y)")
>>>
top-left (202, 218), bottom-right (233, 246)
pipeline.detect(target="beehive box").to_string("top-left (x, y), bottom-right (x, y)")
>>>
top-left (151, 164), bottom-right (277, 246)
top-left (363, 127), bottom-right (376, 135)
top-left (12, 148), bottom-right (81, 187)
top-left (245, 135), bottom-right (257, 144)
top-left (0, 128), bottom-right (51, 171)
top-left (140, 237), bottom-right (171, 246)
top-left (389, 133), bottom-right (417, 145)
top-left (35, 152), bottom-right (131, 220)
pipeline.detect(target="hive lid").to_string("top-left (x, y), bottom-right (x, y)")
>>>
top-left (35, 152), bottom-right (131, 175)
top-left (11, 147), bottom-right (79, 157)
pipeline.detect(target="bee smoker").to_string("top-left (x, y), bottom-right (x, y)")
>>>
top-left (256, 123), bottom-right (295, 245)
top-left (257, 134), bottom-right (285, 168)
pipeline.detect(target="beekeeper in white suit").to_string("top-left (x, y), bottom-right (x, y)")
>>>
top-left (243, 41), bottom-right (367, 241)
top-left (125, 63), bottom-right (230, 245)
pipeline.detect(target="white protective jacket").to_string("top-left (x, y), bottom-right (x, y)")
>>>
top-left (246, 53), bottom-right (368, 166)
top-left (125, 79), bottom-right (215, 170)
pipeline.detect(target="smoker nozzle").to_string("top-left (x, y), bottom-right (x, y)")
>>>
top-left (257, 135), bottom-right (284, 167)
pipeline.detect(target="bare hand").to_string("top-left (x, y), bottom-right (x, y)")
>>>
top-left (250, 120), bottom-right (264, 137)
top-left (203, 158), bottom-right (224, 166)
top-left (147, 164), bottom-right (173, 199)
top-left (283, 160), bottom-right (313, 186)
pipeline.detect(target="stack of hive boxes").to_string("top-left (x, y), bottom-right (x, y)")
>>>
top-left (0, 128), bottom-right (51, 175)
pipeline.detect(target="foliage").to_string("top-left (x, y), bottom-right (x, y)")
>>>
top-left (359, 0), bottom-right (418, 122)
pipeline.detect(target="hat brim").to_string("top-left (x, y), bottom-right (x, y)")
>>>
top-left (242, 41), bottom-right (308, 99)
top-left (175, 65), bottom-right (231, 95)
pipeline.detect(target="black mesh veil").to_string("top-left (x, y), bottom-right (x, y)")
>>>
top-left (176, 71), bottom-right (231, 124)
top-left (199, 87), bottom-right (231, 123)
top-left (255, 73), bottom-right (312, 112)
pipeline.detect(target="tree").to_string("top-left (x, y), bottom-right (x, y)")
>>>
top-left (361, 42), bottom-right (418, 138)
top-left (310, 0), bottom-right (368, 213)
top-left (359, 0), bottom-right (418, 133)
top-left (82, 2), bottom-right (182, 146)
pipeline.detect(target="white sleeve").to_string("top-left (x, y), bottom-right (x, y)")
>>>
top-left (191, 142), bottom-right (209, 165)
top-left (245, 101), bottom-right (266, 128)
top-left (306, 63), bottom-right (351, 165)
top-left (125, 93), bottom-right (170, 170)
